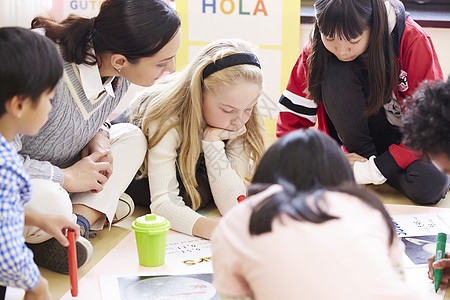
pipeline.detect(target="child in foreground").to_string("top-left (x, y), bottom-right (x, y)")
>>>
top-left (121, 39), bottom-right (265, 239)
top-left (0, 27), bottom-right (80, 300)
top-left (211, 129), bottom-right (430, 299)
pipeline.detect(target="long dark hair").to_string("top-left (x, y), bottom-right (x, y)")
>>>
top-left (0, 27), bottom-right (62, 115)
top-left (31, 0), bottom-right (180, 65)
top-left (308, 0), bottom-right (397, 115)
top-left (248, 129), bottom-right (395, 245)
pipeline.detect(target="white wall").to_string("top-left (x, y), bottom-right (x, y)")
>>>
top-left (0, 0), bottom-right (52, 27)
top-left (425, 27), bottom-right (450, 78)
top-left (300, 23), bottom-right (450, 79)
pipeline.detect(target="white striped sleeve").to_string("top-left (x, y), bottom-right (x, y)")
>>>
top-left (278, 89), bottom-right (317, 123)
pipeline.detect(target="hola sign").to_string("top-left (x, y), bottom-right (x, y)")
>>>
top-left (176, 0), bottom-right (300, 114)
top-left (184, 0), bottom-right (281, 45)
top-left (202, 0), bottom-right (268, 15)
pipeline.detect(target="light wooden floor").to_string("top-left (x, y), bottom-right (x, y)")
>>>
top-left (42, 205), bottom-right (150, 299)
top-left (43, 186), bottom-right (450, 299)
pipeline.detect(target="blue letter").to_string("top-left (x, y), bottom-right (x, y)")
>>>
top-left (203, 0), bottom-right (216, 13)
top-left (79, 0), bottom-right (88, 9)
top-left (70, 0), bottom-right (78, 9)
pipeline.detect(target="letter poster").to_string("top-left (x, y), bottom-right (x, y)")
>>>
top-left (176, 0), bottom-right (300, 130)
top-left (52, 0), bottom-right (105, 19)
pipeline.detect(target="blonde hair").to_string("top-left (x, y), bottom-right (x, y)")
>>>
top-left (131, 39), bottom-right (265, 210)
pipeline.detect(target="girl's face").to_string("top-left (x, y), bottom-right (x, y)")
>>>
top-left (202, 80), bottom-right (261, 132)
top-left (321, 29), bottom-right (371, 62)
top-left (122, 29), bottom-right (182, 87)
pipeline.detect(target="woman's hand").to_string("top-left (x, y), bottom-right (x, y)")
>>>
top-left (82, 131), bottom-right (113, 180)
top-left (428, 253), bottom-right (450, 290)
top-left (61, 150), bottom-right (112, 193)
top-left (345, 152), bottom-right (367, 169)
top-left (203, 126), bottom-right (246, 142)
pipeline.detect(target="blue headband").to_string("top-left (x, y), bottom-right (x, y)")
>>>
top-left (202, 53), bottom-right (261, 80)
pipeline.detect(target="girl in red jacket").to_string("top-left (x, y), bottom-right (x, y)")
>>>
top-left (277, 0), bottom-right (449, 204)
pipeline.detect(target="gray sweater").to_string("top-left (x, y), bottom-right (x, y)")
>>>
top-left (14, 56), bottom-right (130, 185)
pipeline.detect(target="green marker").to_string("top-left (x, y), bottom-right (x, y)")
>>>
top-left (434, 232), bottom-right (447, 293)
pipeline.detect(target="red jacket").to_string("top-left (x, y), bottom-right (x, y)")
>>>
top-left (277, 16), bottom-right (443, 171)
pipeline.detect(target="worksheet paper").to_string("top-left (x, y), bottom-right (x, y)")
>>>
top-left (390, 213), bottom-right (450, 298)
top-left (391, 213), bottom-right (450, 266)
top-left (99, 233), bottom-right (215, 300)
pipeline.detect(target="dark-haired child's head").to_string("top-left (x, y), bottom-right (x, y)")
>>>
top-left (314, 0), bottom-right (376, 62)
top-left (0, 27), bottom-right (63, 117)
top-left (403, 77), bottom-right (450, 175)
top-left (252, 129), bottom-right (354, 191)
top-left (248, 129), bottom-right (394, 237)
top-left (308, 0), bottom-right (396, 115)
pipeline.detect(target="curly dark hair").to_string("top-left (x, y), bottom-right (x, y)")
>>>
top-left (402, 76), bottom-right (450, 157)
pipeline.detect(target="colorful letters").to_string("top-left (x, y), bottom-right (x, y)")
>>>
top-left (202, 0), bottom-right (268, 16)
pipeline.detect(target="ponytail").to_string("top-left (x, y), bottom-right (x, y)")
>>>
top-left (32, 15), bottom-right (96, 65)
top-left (31, 0), bottom-right (180, 66)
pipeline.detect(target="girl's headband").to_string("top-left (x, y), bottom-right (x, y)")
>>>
top-left (202, 53), bottom-right (261, 80)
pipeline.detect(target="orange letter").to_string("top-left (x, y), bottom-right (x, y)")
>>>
top-left (253, 0), bottom-right (267, 16)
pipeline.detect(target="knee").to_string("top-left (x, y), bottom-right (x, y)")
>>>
top-left (405, 165), bottom-right (450, 205)
top-left (110, 123), bottom-right (147, 165)
top-left (25, 179), bottom-right (72, 217)
top-left (111, 123), bottom-right (147, 157)
top-left (407, 188), bottom-right (447, 205)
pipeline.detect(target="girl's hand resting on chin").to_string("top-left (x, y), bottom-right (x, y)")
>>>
top-left (202, 125), bottom-right (247, 142)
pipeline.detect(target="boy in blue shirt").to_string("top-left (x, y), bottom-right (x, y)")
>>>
top-left (0, 27), bottom-right (82, 299)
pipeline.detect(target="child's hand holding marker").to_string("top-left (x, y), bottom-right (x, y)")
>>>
top-left (427, 233), bottom-right (450, 292)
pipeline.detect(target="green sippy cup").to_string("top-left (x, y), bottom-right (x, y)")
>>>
top-left (131, 214), bottom-right (171, 267)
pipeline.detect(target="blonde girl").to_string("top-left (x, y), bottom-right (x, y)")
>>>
top-left (128, 39), bottom-right (265, 239)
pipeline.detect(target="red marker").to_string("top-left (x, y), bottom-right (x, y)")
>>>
top-left (237, 195), bottom-right (246, 203)
top-left (67, 229), bottom-right (78, 297)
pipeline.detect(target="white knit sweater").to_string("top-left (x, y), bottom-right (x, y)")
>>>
top-left (147, 125), bottom-right (250, 235)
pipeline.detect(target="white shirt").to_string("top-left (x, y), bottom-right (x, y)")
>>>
top-left (146, 121), bottom-right (250, 235)
top-left (77, 57), bottom-right (115, 100)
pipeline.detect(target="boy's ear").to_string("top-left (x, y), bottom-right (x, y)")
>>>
top-left (5, 95), bottom-right (27, 118)
top-left (110, 54), bottom-right (128, 70)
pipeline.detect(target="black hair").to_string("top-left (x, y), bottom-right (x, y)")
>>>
top-left (0, 27), bottom-right (63, 116)
top-left (308, 0), bottom-right (397, 115)
top-left (31, 0), bottom-right (181, 65)
top-left (248, 129), bottom-right (395, 245)
top-left (402, 76), bottom-right (450, 157)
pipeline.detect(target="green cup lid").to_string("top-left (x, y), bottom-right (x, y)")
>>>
top-left (132, 214), bottom-right (171, 233)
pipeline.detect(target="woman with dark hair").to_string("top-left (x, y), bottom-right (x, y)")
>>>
top-left (14, 0), bottom-right (181, 274)
top-left (211, 129), bottom-right (429, 299)
top-left (277, 0), bottom-right (449, 204)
